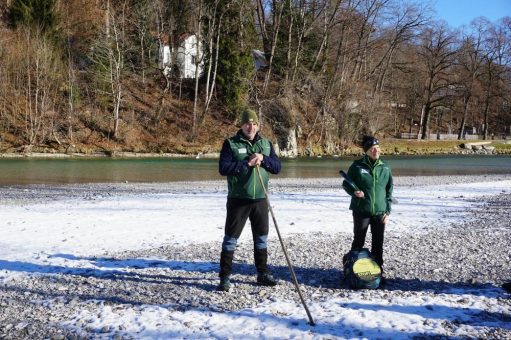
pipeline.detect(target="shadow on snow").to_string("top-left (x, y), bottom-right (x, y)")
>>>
top-left (0, 254), bottom-right (506, 297)
top-left (0, 255), bottom-right (509, 338)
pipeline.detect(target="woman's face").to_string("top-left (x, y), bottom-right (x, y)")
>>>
top-left (366, 145), bottom-right (381, 161)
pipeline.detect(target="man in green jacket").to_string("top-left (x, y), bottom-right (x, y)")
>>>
top-left (217, 108), bottom-right (281, 292)
top-left (342, 136), bottom-right (393, 272)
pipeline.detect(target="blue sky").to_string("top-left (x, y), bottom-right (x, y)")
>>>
top-left (430, 0), bottom-right (510, 27)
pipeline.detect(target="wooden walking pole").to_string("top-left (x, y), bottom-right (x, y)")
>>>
top-left (256, 165), bottom-right (315, 326)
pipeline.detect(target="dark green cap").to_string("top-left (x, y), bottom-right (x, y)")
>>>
top-left (240, 109), bottom-right (259, 125)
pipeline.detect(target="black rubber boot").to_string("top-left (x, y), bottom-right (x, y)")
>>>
top-left (257, 272), bottom-right (278, 286)
top-left (219, 250), bottom-right (234, 279)
top-left (217, 276), bottom-right (231, 292)
top-left (254, 248), bottom-right (268, 274)
top-left (254, 249), bottom-right (277, 286)
top-left (378, 276), bottom-right (387, 289)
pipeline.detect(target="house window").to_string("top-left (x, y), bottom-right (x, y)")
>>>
top-left (191, 56), bottom-right (197, 65)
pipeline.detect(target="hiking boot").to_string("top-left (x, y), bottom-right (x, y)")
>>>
top-left (378, 276), bottom-right (387, 289)
top-left (257, 272), bottom-right (277, 286)
top-left (217, 277), bottom-right (231, 292)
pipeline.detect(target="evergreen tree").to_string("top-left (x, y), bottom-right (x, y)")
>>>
top-left (205, 0), bottom-right (255, 118)
top-left (168, 0), bottom-right (192, 42)
top-left (8, 0), bottom-right (58, 32)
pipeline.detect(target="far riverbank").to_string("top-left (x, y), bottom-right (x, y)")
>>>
top-left (1, 139), bottom-right (510, 159)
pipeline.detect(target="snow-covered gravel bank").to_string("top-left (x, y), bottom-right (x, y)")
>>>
top-left (0, 175), bottom-right (510, 339)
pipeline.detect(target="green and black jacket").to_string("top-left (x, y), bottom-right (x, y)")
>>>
top-left (219, 130), bottom-right (281, 199)
top-left (342, 155), bottom-right (393, 216)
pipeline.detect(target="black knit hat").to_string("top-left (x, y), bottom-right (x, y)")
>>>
top-left (362, 136), bottom-right (379, 152)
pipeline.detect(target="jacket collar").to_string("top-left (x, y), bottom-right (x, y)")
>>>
top-left (362, 155), bottom-right (382, 168)
top-left (236, 129), bottom-right (261, 143)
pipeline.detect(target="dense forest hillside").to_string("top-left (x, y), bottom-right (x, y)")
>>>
top-left (0, 0), bottom-right (510, 156)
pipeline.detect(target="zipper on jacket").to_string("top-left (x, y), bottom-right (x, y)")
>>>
top-left (364, 157), bottom-right (382, 215)
top-left (372, 171), bottom-right (376, 215)
top-left (240, 135), bottom-right (267, 200)
top-left (246, 140), bottom-right (257, 199)
top-left (240, 135), bottom-right (256, 199)
top-left (371, 161), bottom-right (382, 215)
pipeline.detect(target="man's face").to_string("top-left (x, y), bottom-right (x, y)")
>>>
top-left (366, 145), bottom-right (380, 161)
top-left (241, 122), bottom-right (259, 140)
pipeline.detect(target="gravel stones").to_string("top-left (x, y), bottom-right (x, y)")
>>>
top-left (0, 174), bottom-right (508, 203)
top-left (0, 178), bottom-right (510, 338)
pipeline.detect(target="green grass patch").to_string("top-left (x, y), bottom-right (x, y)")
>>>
top-left (380, 139), bottom-right (461, 155)
top-left (492, 142), bottom-right (511, 151)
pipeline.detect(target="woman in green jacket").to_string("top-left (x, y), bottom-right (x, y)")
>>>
top-left (342, 136), bottom-right (393, 270)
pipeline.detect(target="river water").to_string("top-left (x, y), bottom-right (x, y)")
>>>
top-left (0, 155), bottom-right (510, 185)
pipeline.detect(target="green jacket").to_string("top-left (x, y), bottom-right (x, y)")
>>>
top-left (343, 155), bottom-right (393, 216)
top-left (219, 130), bottom-right (281, 199)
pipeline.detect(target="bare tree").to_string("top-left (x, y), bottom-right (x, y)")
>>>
top-left (370, 1), bottom-right (428, 94)
top-left (349, 0), bottom-right (389, 82)
top-left (415, 23), bottom-right (457, 140)
top-left (89, 0), bottom-right (128, 139)
top-left (202, 0), bottom-right (224, 114)
top-left (455, 19), bottom-right (486, 140)
top-left (191, 0), bottom-right (203, 140)
top-left (480, 18), bottom-right (511, 139)
top-left (308, 0), bottom-right (343, 75)
top-left (1, 27), bottom-right (64, 147)
top-left (256, 0), bottom-right (285, 93)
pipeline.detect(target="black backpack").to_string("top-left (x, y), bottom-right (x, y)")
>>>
top-left (342, 248), bottom-right (382, 289)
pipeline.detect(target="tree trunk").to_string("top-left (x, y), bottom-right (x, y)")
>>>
top-left (263, 1), bottom-right (284, 93)
top-left (457, 94), bottom-right (470, 140)
top-left (192, 1), bottom-right (203, 141)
